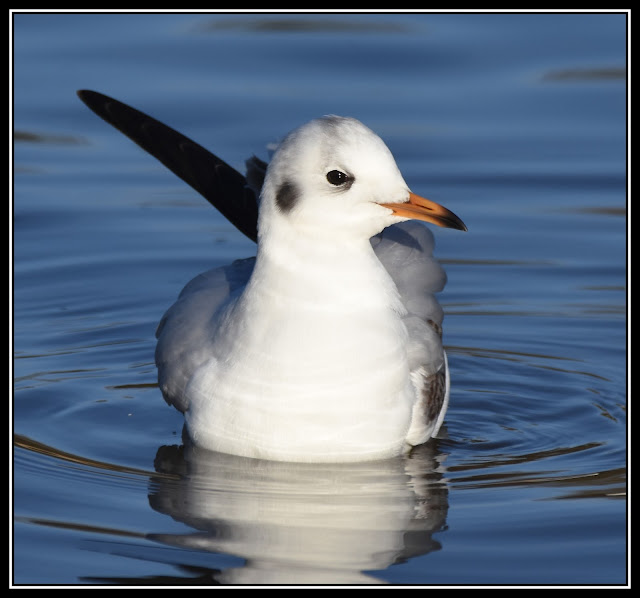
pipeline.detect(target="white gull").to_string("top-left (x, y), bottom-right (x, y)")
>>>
top-left (78, 91), bottom-right (467, 462)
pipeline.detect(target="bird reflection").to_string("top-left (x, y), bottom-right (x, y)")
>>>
top-left (143, 436), bottom-right (450, 585)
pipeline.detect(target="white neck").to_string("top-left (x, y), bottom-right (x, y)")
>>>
top-left (248, 214), bottom-right (405, 314)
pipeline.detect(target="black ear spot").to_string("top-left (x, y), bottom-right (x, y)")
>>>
top-left (275, 181), bottom-right (299, 213)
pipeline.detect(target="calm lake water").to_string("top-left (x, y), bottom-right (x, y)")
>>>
top-left (12, 11), bottom-right (628, 587)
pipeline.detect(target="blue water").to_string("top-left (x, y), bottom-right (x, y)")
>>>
top-left (12, 12), bottom-right (627, 586)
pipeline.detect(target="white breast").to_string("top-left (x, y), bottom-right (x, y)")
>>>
top-left (184, 233), bottom-right (417, 462)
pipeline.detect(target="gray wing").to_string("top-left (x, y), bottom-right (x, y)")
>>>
top-left (154, 258), bottom-right (255, 413)
top-left (371, 221), bottom-right (450, 443)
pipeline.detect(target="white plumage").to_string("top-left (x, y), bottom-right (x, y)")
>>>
top-left (76, 92), bottom-right (465, 463)
top-left (154, 116), bottom-right (465, 462)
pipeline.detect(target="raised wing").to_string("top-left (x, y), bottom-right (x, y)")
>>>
top-left (77, 89), bottom-right (259, 242)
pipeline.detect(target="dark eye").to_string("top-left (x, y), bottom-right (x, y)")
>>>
top-left (326, 170), bottom-right (350, 186)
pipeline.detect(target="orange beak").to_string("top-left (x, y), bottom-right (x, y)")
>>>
top-left (380, 192), bottom-right (467, 231)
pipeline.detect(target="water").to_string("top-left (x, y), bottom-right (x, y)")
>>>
top-left (12, 11), bottom-right (628, 586)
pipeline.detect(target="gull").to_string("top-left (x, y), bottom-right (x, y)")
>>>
top-left (77, 90), bottom-right (467, 463)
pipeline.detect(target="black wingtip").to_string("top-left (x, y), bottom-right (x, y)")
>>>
top-left (76, 89), bottom-right (260, 243)
top-left (76, 89), bottom-right (108, 110)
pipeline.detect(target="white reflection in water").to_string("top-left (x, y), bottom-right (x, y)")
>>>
top-left (148, 440), bottom-right (449, 584)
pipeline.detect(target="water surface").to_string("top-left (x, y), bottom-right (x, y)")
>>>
top-left (12, 11), bottom-right (628, 586)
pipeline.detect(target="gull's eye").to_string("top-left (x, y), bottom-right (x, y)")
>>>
top-left (326, 170), bottom-right (351, 186)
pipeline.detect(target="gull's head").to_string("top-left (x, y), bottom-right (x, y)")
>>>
top-left (258, 116), bottom-right (466, 242)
